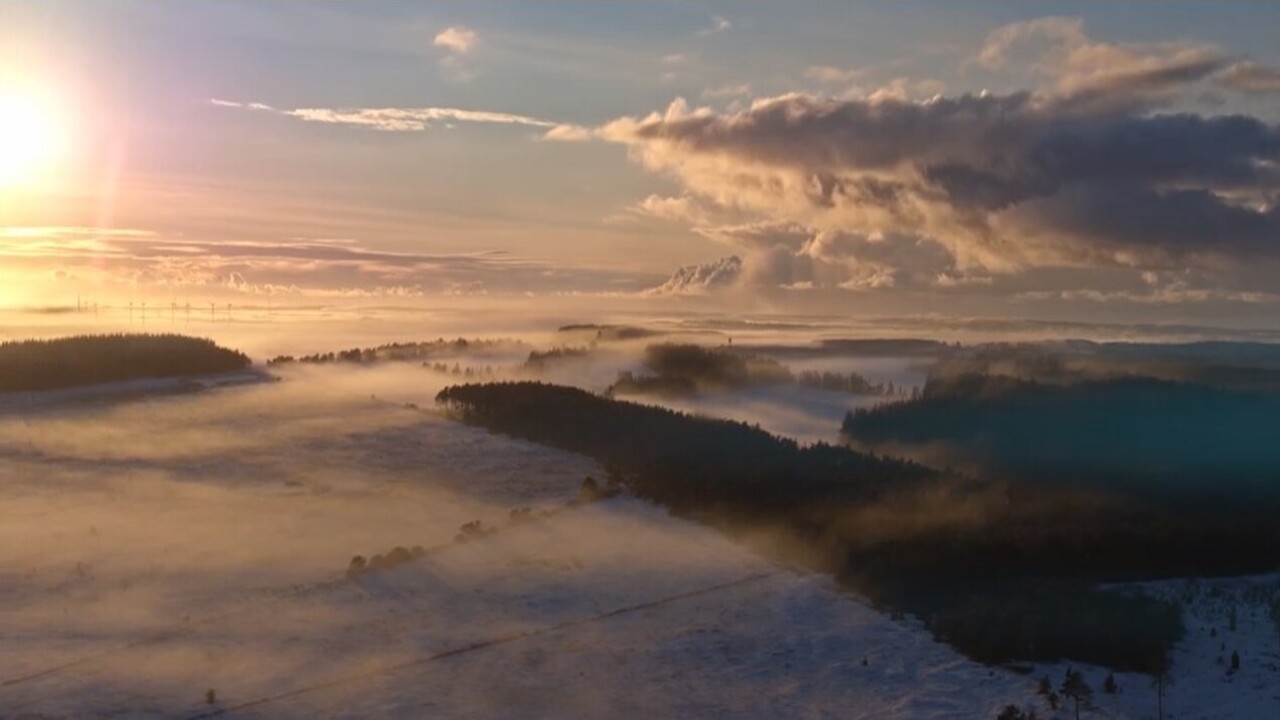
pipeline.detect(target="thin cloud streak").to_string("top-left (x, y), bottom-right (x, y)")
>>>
top-left (211, 99), bottom-right (558, 132)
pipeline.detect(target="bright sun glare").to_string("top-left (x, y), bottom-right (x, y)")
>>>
top-left (0, 90), bottom-right (64, 188)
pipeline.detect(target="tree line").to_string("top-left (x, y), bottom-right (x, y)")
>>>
top-left (0, 333), bottom-right (250, 392)
top-left (606, 343), bottom-right (896, 398)
top-left (436, 381), bottom-right (1197, 672)
top-left (842, 374), bottom-right (1280, 499)
top-left (267, 337), bottom-right (529, 366)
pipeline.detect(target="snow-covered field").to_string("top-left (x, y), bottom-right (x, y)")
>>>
top-left (2, 365), bottom-right (1277, 719)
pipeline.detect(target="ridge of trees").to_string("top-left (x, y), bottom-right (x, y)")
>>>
top-left (606, 343), bottom-right (897, 398)
top-left (436, 381), bottom-right (1198, 673)
top-left (556, 324), bottom-right (662, 341)
top-left (267, 337), bottom-right (529, 366)
top-left (0, 334), bottom-right (250, 392)
top-left (439, 381), bottom-right (927, 516)
top-left (523, 346), bottom-right (593, 371)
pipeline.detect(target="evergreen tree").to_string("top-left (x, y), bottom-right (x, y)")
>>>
top-left (1060, 668), bottom-right (1093, 720)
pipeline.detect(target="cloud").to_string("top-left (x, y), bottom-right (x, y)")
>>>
top-left (434, 26), bottom-right (477, 54)
top-left (433, 26), bottom-right (479, 81)
top-left (212, 100), bottom-right (557, 132)
top-left (698, 15), bottom-right (731, 37)
top-left (977, 16), bottom-right (1088, 70)
top-left (649, 255), bottom-right (742, 295)
top-left (631, 194), bottom-right (714, 224)
top-left (578, 19), bottom-right (1280, 303)
top-left (542, 123), bottom-right (594, 142)
top-left (977, 16), bottom-right (1229, 113)
top-left (209, 98), bottom-right (274, 111)
top-left (1018, 282), bottom-right (1280, 306)
top-left (1217, 61), bottom-right (1280, 94)
top-left (592, 84), bottom-right (1280, 278)
top-left (864, 77), bottom-right (947, 103)
top-left (686, 221), bottom-right (958, 292)
top-left (284, 107), bottom-right (556, 132)
top-left (0, 232), bottom-right (648, 298)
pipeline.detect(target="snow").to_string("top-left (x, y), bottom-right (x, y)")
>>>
top-left (2, 366), bottom-right (1277, 719)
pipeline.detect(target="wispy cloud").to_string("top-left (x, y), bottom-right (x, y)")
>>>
top-left (284, 107), bottom-right (555, 132)
top-left (1217, 61), bottom-right (1280, 93)
top-left (209, 98), bottom-right (274, 111)
top-left (211, 99), bottom-right (557, 132)
top-left (976, 16), bottom-right (1229, 112)
top-left (0, 231), bottom-right (649, 298)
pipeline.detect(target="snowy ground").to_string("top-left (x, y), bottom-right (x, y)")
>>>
top-left (2, 365), bottom-right (1277, 719)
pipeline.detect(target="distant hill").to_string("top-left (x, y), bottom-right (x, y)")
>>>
top-left (0, 334), bottom-right (250, 393)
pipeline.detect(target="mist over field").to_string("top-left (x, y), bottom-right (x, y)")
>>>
top-left (0, 347), bottom-right (1034, 718)
top-left (6, 1), bottom-right (1280, 717)
top-left (4, 306), bottom-right (1279, 717)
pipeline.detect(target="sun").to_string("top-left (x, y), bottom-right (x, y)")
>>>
top-left (0, 89), bottom-right (65, 189)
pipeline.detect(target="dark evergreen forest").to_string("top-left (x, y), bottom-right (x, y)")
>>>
top-left (0, 334), bottom-right (250, 392)
top-left (431, 381), bottom-right (1260, 673)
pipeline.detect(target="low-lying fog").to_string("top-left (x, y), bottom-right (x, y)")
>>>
top-left (5, 307), bottom-right (1280, 717)
top-left (12, 299), bottom-right (1276, 446)
top-left (1, 362), bottom-right (1038, 718)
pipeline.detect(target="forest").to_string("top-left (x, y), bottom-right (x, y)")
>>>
top-left (921, 341), bottom-right (1280, 392)
top-left (607, 343), bottom-right (894, 398)
top-left (842, 374), bottom-right (1280, 499)
top-left (727, 338), bottom-right (955, 359)
top-left (266, 337), bottom-right (530, 366)
top-left (430, 381), bottom-right (1257, 673)
top-left (0, 334), bottom-right (250, 392)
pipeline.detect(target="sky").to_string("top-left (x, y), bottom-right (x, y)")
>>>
top-left (1, 1), bottom-right (1279, 327)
